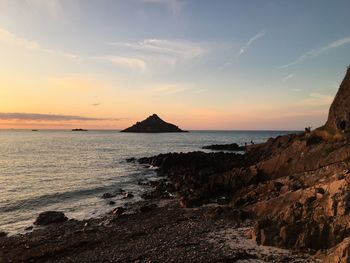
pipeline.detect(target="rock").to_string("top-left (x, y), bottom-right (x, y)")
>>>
top-left (325, 67), bottom-right (350, 134)
top-left (108, 201), bottom-right (116, 205)
top-left (34, 211), bottom-right (68, 226)
top-left (315, 187), bottom-right (325, 195)
top-left (111, 207), bottom-right (125, 216)
top-left (124, 192), bottom-right (134, 199)
top-left (139, 203), bottom-right (157, 213)
top-left (323, 237), bottom-right (350, 263)
top-left (25, 226), bottom-right (33, 231)
top-left (121, 114), bottom-right (187, 133)
top-left (126, 157), bottom-right (136, 163)
top-left (101, 193), bottom-right (116, 199)
top-left (202, 143), bottom-right (245, 151)
top-left (0, 231), bottom-right (7, 237)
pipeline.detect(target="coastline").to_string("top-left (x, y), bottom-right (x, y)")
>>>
top-left (0, 185), bottom-right (316, 263)
top-left (3, 114), bottom-right (350, 262)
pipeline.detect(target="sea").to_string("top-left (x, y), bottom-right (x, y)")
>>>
top-left (0, 130), bottom-right (297, 235)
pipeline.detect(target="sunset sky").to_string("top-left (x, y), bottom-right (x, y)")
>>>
top-left (0, 0), bottom-right (350, 130)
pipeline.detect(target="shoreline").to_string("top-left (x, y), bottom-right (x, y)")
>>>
top-left (2, 126), bottom-right (350, 261)
top-left (0, 191), bottom-right (316, 263)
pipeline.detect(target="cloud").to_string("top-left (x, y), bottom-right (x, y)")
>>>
top-left (278, 36), bottom-right (350, 69)
top-left (109, 38), bottom-right (207, 61)
top-left (282, 73), bottom-right (294, 82)
top-left (0, 113), bottom-right (120, 121)
top-left (91, 103), bottom-right (101, 106)
top-left (94, 56), bottom-right (147, 71)
top-left (0, 28), bottom-right (39, 49)
top-left (299, 93), bottom-right (333, 107)
top-left (238, 30), bottom-right (266, 57)
top-left (0, 27), bottom-right (77, 59)
top-left (141, 0), bottom-right (184, 14)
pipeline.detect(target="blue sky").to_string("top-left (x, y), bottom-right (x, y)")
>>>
top-left (0, 0), bottom-right (349, 129)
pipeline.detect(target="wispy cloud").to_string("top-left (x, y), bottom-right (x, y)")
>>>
top-left (94, 56), bottom-right (147, 71)
top-left (278, 36), bottom-right (350, 69)
top-left (141, 0), bottom-right (184, 14)
top-left (91, 103), bottom-right (101, 106)
top-left (109, 39), bottom-right (207, 61)
top-left (0, 28), bottom-right (77, 59)
top-left (238, 30), bottom-right (266, 57)
top-left (282, 73), bottom-right (294, 82)
top-left (108, 38), bottom-right (207, 69)
top-left (0, 113), bottom-right (120, 121)
top-left (299, 93), bottom-right (333, 107)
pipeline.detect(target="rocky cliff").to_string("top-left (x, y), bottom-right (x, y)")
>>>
top-left (139, 68), bottom-right (350, 262)
top-left (121, 114), bottom-right (187, 133)
top-left (325, 67), bottom-right (350, 134)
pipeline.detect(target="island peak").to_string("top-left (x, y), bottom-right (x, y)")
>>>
top-left (121, 114), bottom-right (187, 133)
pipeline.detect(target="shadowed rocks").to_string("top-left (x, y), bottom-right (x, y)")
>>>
top-left (34, 211), bottom-right (68, 226)
top-left (202, 143), bottom-right (245, 151)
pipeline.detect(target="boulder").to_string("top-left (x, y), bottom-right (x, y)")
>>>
top-left (34, 211), bottom-right (68, 226)
top-left (202, 143), bottom-right (245, 151)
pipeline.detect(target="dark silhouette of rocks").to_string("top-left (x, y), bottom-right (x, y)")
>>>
top-left (202, 143), bottom-right (245, 151)
top-left (34, 211), bottom-right (68, 226)
top-left (72, 128), bottom-right (88, 131)
top-left (121, 114), bottom-right (187, 133)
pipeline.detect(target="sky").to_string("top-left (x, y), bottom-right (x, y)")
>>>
top-left (0, 0), bottom-right (350, 130)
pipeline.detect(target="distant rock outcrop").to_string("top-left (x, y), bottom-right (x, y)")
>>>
top-left (202, 143), bottom-right (245, 151)
top-left (121, 114), bottom-right (187, 133)
top-left (325, 67), bottom-right (350, 133)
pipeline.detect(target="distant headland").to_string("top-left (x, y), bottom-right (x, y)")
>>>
top-left (121, 114), bottom-right (187, 133)
top-left (72, 128), bottom-right (88, 132)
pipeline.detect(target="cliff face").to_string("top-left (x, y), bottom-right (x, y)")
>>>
top-left (325, 67), bottom-right (350, 133)
top-left (121, 114), bottom-right (187, 133)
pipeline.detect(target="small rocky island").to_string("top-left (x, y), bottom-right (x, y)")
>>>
top-left (121, 114), bottom-right (187, 133)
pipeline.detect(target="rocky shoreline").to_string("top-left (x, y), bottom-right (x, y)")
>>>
top-left (0, 179), bottom-right (317, 263)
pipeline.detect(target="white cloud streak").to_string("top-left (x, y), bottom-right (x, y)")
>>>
top-left (238, 30), bottom-right (266, 57)
top-left (0, 28), bottom-right (77, 59)
top-left (108, 38), bottom-right (208, 69)
top-left (299, 93), bottom-right (333, 107)
top-left (278, 36), bottom-right (350, 69)
top-left (109, 39), bottom-right (207, 60)
top-left (282, 73), bottom-right (294, 82)
top-left (94, 56), bottom-right (147, 71)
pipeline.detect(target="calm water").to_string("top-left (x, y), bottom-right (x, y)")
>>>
top-left (0, 130), bottom-right (296, 234)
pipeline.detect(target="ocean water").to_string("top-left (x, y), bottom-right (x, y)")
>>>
top-left (0, 130), bottom-right (296, 234)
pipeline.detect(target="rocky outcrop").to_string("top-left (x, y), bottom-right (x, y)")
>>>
top-left (139, 151), bottom-right (251, 207)
top-left (121, 114), bottom-right (187, 133)
top-left (34, 211), bottom-right (68, 226)
top-left (325, 67), bottom-right (350, 134)
top-left (202, 143), bottom-right (245, 151)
